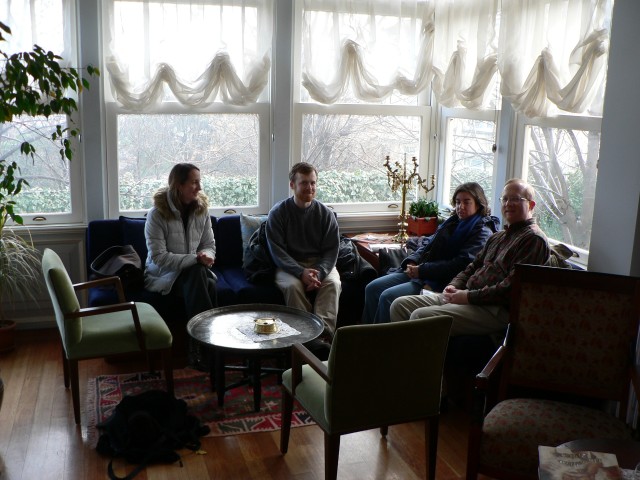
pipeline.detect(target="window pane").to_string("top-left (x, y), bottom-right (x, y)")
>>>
top-left (301, 114), bottom-right (426, 204)
top-left (117, 114), bottom-right (259, 211)
top-left (524, 126), bottom-right (599, 251)
top-left (447, 118), bottom-right (495, 202)
top-left (0, 115), bottom-right (71, 214)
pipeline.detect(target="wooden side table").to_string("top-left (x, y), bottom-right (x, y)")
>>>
top-left (349, 233), bottom-right (404, 273)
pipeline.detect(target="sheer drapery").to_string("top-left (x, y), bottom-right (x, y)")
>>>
top-left (102, 0), bottom-right (273, 110)
top-left (498, 0), bottom-right (612, 117)
top-left (301, 1), bottom-right (435, 104)
top-left (301, 0), bottom-right (613, 118)
top-left (0, 0), bottom-right (75, 62)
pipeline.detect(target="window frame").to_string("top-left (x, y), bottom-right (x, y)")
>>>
top-left (291, 102), bottom-right (433, 216)
top-left (437, 106), bottom-right (498, 208)
top-left (513, 112), bottom-right (602, 265)
top-left (293, 1), bottom-right (434, 218)
top-left (1, 0), bottom-right (85, 226)
top-left (104, 101), bottom-right (272, 218)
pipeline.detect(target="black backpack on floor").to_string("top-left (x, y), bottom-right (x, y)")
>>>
top-left (96, 390), bottom-right (210, 480)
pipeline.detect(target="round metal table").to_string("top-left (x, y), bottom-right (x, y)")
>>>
top-left (187, 304), bottom-right (323, 411)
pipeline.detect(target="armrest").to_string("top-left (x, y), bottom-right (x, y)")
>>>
top-left (290, 343), bottom-right (330, 394)
top-left (64, 301), bottom-right (145, 350)
top-left (475, 344), bottom-right (507, 391)
top-left (64, 301), bottom-right (137, 318)
top-left (74, 276), bottom-right (126, 303)
top-left (468, 344), bottom-right (507, 427)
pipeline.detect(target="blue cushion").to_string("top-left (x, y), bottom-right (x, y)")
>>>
top-left (214, 215), bottom-right (243, 268)
top-left (239, 213), bottom-right (268, 261)
top-left (119, 216), bottom-right (148, 262)
top-left (219, 267), bottom-right (284, 305)
top-left (86, 220), bottom-right (122, 273)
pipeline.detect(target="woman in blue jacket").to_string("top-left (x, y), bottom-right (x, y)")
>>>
top-left (362, 182), bottom-right (499, 324)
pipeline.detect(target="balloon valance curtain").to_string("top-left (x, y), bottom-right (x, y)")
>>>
top-left (101, 0), bottom-right (273, 111)
top-left (301, 0), bottom-right (613, 118)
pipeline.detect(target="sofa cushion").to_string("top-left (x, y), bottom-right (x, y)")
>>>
top-left (119, 216), bottom-right (148, 262)
top-left (218, 267), bottom-right (284, 305)
top-left (87, 219), bottom-right (122, 271)
top-left (214, 215), bottom-right (244, 268)
top-left (239, 213), bottom-right (268, 261)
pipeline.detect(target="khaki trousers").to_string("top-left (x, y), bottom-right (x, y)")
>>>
top-left (275, 264), bottom-right (341, 334)
top-left (389, 291), bottom-right (509, 337)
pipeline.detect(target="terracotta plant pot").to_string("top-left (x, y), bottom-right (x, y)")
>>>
top-left (0, 320), bottom-right (16, 353)
top-left (407, 216), bottom-right (438, 236)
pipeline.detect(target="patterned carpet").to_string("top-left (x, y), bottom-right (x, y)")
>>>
top-left (86, 367), bottom-right (313, 442)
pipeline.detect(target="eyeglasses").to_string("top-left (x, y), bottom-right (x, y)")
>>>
top-left (501, 196), bottom-right (530, 204)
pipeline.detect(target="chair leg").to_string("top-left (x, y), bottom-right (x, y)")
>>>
top-left (61, 346), bottom-right (69, 389)
top-left (280, 387), bottom-right (293, 454)
top-left (162, 348), bottom-right (174, 396)
top-left (425, 417), bottom-right (439, 480)
top-left (69, 359), bottom-right (81, 425)
top-left (324, 432), bottom-right (340, 480)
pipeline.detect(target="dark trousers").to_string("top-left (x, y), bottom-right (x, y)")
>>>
top-left (171, 263), bottom-right (217, 321)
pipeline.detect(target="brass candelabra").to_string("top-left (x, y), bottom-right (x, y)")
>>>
top-left (384, 154), bottom-right (435, 243)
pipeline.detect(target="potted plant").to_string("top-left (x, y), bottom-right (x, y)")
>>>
top-left (0, 160), bottom-right (41, 351)
top-left (0, 22), bottom-right (98, 352)
top-left (407, 198), bottom-right (440, 236)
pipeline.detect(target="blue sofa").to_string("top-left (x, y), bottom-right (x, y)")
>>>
top-left (85, 215), bottom-right (376, 348)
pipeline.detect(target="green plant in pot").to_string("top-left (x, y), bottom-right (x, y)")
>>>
top-left (407, 198), bottom-right (440, 236)
top-left (0, 160), bottom-right (41, 330)
top-left (0, 21), bottom-right (98, 350)
top-left (409, 198), bottom-right (439, 219)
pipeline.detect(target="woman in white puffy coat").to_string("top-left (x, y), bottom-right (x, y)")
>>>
top-left (144, 163), bottom-right (217, 320)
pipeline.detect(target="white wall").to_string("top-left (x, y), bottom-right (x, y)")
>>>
top-left (589, 0), bottom-right (640, 276)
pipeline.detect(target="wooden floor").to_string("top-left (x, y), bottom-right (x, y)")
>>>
top-left (0, 329), bottom-right (473, 480)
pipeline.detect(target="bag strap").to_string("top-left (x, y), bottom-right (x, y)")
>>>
top-left (106, 433), bottom-right (180, 480)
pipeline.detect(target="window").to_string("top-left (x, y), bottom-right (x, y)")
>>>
top-left (295, 2), bottom-right (434, 215)
top-left (0, 0), bottom-right (83, 225)
top-left (102, 0), bottom-right (273, 217)
top-left (115, 112), bottom-right (262, 212)
top-left (439, 108), bottom-right (497, 206)
top-left (516, 116), bottom-right (600, 255)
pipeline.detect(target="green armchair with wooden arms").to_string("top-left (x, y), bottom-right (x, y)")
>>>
top-left (42, 248), bottom-right (174, 425)
top-left (280, 315), bottom-right (453, 480)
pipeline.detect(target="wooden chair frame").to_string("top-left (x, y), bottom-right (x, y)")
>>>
top-left (52, 273), bottom-right (174, 424)
top-left (466, 264), bottom-right (640, 480)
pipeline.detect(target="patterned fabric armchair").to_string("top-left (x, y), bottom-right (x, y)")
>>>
top-left (466, 264), bottom-right (640, 480)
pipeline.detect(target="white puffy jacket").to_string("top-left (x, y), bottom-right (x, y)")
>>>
top-left (144, 188), bottom-right (216, 295)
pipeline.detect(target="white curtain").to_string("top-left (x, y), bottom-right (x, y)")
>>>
top-left (102, 0), bottom-right (273, 111)
top-left (301, 0), bottom-right (435, 104)
top-left (499, 0), bottom-right (612, 117)
top-left (301, 0), bottom-right (613, 118)
top-left (0, 0), bottom-right (75, 63)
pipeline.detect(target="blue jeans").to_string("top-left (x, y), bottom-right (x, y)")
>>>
top-left (362, 272), bottom-right (422, 324)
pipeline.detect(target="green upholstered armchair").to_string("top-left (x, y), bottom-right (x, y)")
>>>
top-left (280, 315), bottom-right (453, 480)
top-left (41, 248), bottom-right (174, 424)
top-left (466, 264), bottom-right (640, 480)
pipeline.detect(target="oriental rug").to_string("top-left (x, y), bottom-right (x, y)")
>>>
top-left (86, 368), bottom-right (313, 444)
